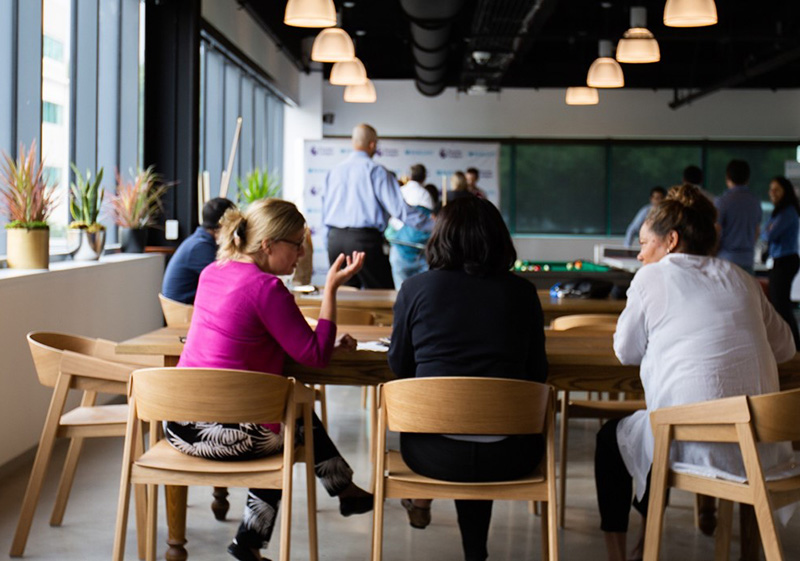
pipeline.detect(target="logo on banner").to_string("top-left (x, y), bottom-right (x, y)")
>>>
top-left (307, 168), bottom-right (329, 174)
top-left (405, 149), bottom-right (434, 156)
top-left (375, 148), bottom-right (399, 158)
top-left (309, 146), bottom-right (334, 156)
top-left (439, 148), bottom-right (463, 159)
top-left (309, 186), bottom-right (319, 196)
top-left (468, 150), bottom-right (496, 157)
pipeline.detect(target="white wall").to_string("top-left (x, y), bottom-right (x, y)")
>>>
top-left (0, 255), bottom-right (164, 466)
top-left (201, 0), bottom-right (300, 104)
top-left (322, 81), bottom-right (800, 140)
top-left (283, 70), bottom-right (324, 211)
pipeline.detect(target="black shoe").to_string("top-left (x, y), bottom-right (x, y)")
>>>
top-left (339, 494), bottom-right (374, 517)
top-left (227, 541), bottom-right (271, 561)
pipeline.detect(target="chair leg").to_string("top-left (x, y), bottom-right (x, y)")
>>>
top-left (361, 386), bottom-right (368, 409)
top-left (113, 417), bottom-right (138, 561)
top-left (643, 425), bottom-right (671, 561)
top-left (145, 485), bottom-right (158, 561)
top-left (10, 376), bottom-right (70, 557)
top-left (558, 391), bottom-right (570, 528)
top-left (134, 434), bottom-right (148, 561)
top-left (304, 405), bottom-right (319, 561)
top-left (49, 436), bottom-right (85, 526)
top-left (370, 482), bottom-right (385, 561)
top-left (752, 498), bottom-right (783, 560)
top-left (318, 385), bottom-right (328, 429)
top-left (714, 499), bottom-right (734, 561)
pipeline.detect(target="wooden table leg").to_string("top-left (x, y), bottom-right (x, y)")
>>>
top-left (739, 504), bottom-right (760, 561)
top-left (211, 487), bottom-right (230, 521)
top-left (165, 485), bottom-right (188, 561)
top-left (695, 494), bottom-right (717, 536)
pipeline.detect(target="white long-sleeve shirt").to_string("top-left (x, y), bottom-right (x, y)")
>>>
top-left (614, 253), bottom-right (796, 499)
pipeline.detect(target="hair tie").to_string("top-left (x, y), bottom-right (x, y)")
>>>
top-left (234, 218), bottom-right (247, 245)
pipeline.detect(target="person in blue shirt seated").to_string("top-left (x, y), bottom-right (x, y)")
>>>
top-left (161, 197), bottom-right (236, 304)
top-left (624, 186), bottom-right (666, 248)
top-left (762, 175), bottom-right (800, 348)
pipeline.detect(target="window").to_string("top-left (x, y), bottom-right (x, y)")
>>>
top-left (42, 101), bottom-right (63, 125)
top-left (43, 35), bottom-right (64, 62)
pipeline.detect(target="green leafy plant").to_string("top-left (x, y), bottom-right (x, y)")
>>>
top-left (110, 166), bottom-right (170, 229)
top-left (0, 140), bottom-right (55, 230)
top-left (69, 164), bottom-right (105, 232)
top-left (237, 168), bottom-right (281, 206)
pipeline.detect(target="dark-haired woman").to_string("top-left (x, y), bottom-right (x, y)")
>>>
top-left (166, 199), bottom-right (373, 561)
top-left (388, 197), bottom-right (548, 561)
top-left (762, 176), bottom-right (800, 349)
top-left (597, 184), bottom-right (796, 561)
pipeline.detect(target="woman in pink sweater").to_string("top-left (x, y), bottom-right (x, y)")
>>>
top-left (165, 199), bottom-right (371, 561)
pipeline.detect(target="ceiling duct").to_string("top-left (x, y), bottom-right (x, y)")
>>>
top-left (400, 0), bottom-right (465, 97)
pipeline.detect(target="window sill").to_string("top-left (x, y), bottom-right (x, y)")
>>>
top-left (0, 252), bottom-right (158, 282)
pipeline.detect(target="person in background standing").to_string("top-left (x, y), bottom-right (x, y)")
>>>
top-left (762, 175), bottom-right (800, 349)
top-left (624, 187), bottom-right (666, 248)
top-left (161, 197), bottom-right (236, 304)
top-left (386, 164), bottom-right (435, 288)
top-left (715, 159), bottom-right (762, 274)
top-left (682, 165), bottom-right (714, 202)
top-left (465, 167), bottom-right (487, 198)
top-left (322, 123), bottom-right (432, 289)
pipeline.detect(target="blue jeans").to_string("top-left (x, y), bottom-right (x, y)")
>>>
top-left (389, 245), bottom-right (428, 289)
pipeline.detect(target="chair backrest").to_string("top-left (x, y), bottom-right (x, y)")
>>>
top-left (381, 377), bottom-right (551, 435)
top-left (550, 314), bottom-right (618, 331)
top-left (131, 367), bottom-right (291, 425)
top-left (27, 331), bottom-right (97, 387)
top-left (299, 306), bottom-right (376, 326)
top-left (158, 293), bottom-right (194, 328)
top-left (748, 388), bottom-right (800, 443)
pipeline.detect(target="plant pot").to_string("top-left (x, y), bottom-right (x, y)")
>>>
top-left (6, 227), bottom-right (49, 269)
top-left (67, 228), bottom-right (106, 261)
top-left (120, 227), bottom-right (147, 253)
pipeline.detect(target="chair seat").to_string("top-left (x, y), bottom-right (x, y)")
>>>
top-left (567, 399), bottom-right (645, 419)
top-left (60, 404), bottom-right (129, 426)
top-left (386, 450), bottom-right (545, 486)
top-left (135, 440), bottom-right (286, 474)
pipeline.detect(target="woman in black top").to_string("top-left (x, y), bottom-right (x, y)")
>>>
top-left (388, 197), bottom-right (548, 561)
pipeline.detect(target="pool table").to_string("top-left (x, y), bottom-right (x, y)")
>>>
top-left (513, 259), bottom-right (635, 292)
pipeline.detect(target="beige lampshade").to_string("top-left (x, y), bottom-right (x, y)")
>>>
top-left (284, 0), bottom-right (336, 28)
top-left (344, 80), bottom-right (377, 103)
top-left (663, 0), bottom-right (717, 27)
top-left (330, 58), bottom-right (367, 86)
top-left (587, 58), bottom-right (624, 88)
top-left (565, 87), bottom-right (599, 105)
top-left (616, 28), bottom-right (660, 63)
top-left (311, 28), bottom-right (355, 62)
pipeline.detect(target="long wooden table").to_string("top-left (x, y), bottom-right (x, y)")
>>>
top-left (116, 326), bottom-right (800, 561)
top-left (295, 289), bottom-right (628, 326)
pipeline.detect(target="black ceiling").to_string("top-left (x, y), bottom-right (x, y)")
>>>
top-left (238, 0), bottom-right (800, 100)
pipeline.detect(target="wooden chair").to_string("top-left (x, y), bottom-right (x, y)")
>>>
top-left (644, 388), bottom-right (800, 561)
top-left (112, 368), bottom-right (318, 561)
top-left (371, 377), bottom-right (558, 561)
top-left (299, 306), bottom-right (376, 429)
top-left (158, 293), bottom-right (194, 328)
top-left (550, 313), bottom-right (645, 527)
top-left (10, 332), bottom-right (159, 558)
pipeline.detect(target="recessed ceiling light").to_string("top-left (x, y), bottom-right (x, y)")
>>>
top-left (355, 29), bottom-right (367, 37)
top-left (343, 1), bottom-right (355, 7)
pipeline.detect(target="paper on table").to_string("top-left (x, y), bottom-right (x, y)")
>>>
top-left (357, 341), bottom-right (389, 352)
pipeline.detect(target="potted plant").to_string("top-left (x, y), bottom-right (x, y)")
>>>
top-left (67, 164), bottom-right (106, 260)
top-left (110, 166), bottom-right (169, 253)
top-left (0, 141), bottom-right (55, 269)
top-left (237, 168), bottom-right (281, 206)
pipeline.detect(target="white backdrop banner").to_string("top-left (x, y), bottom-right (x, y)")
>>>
top-left (303, 138), bottom-right (500, 284)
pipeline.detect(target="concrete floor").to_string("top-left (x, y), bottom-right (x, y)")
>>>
top-left (2, 386), bottom-right (799, 560)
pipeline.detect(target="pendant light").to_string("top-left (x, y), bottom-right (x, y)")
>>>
top-left (330, 58), bottom-right (367, 86)
top-left (587, 40), bottom-right (624, 88)
top-left (284, 0), bottom-right (336, 28)
top-left (616, 7), bottom-right (660, 63)
top-left (565, 87), bottom-right (599, 106)
top-left (663, 0), bottom-right (717, 27)
top-left (311, 28), bottom-right (356, 62)
top-left (344, 79), bottom-right (377, 103)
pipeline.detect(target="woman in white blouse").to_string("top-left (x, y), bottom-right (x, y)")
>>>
top-left (597, 184), bottom-right (796, 561)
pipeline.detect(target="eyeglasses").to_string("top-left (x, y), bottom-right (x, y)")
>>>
top-left (274, 237), bottom-right (305, 250)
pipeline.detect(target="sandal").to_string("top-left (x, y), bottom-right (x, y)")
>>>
top-left (401, 498), bottom-right (431, 529)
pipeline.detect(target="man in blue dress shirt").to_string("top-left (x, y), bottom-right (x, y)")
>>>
top-left (161, 197), bottom-right (235, 303)
top-left (322, 123), bottom-right (432, 288)
top-left (715, 159), bottom-right (762, 274)
top-left (624, 186), bottom-right (666, 247)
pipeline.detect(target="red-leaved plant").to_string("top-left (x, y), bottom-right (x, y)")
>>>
top-left (110, 167), bottom-right (170, 229)
top-left (0, 140), bottom-right (55, 229)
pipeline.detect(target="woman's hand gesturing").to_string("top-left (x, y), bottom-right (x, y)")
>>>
top-left (326, 251), bottom-right (365, 290)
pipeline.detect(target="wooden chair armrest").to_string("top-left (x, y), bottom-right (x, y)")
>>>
top-left (292, 380), bottom-right (316, 404)
top-left (650, 395), bottom-right (750, 427)
top-left (60, 350), bottom-right (137, 383)
top-left (95, 338), bottom-right (163, 367)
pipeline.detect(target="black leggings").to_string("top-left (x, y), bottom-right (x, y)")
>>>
top-left (769, 254), bottom-right (800, 349)
top-left (594, 418), bottom-right (663, 533)
top-left (400, 433), bottom-right (544, 561)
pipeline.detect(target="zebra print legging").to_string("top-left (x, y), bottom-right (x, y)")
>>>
top-left (165, 412), bottom-right (353, 549)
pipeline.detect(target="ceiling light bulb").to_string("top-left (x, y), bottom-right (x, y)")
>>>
top-left (311, 28), bottom-right (355, 62)
top-left (663, 0), bottom-right (717, 27)
top-left (330, 58), bottom-right (367, 86)
top-left (587, 40), bottom-right (624, 88)
top-left (565, 87), bottom-right (599, 105)
top-left (344, 79), bottom-right (377, 103)
top-left (616, 7), bottom-right (660, 63)
top-left (284, 0), bottom-right (336, 28)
